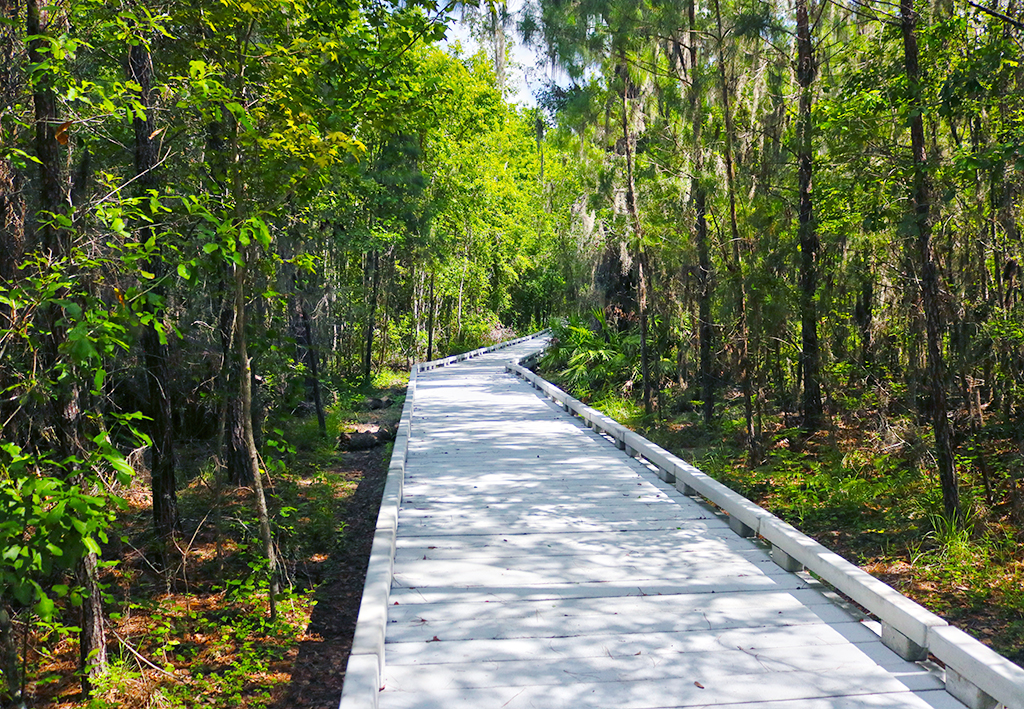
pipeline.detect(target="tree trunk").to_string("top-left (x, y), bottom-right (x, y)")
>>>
top-left (26, 0), bottom-right (64, 256)
top-left (412, 264), bottom-right (421, 359)
top-left (696, 167), bottom-right (715, 429)
top-left (457, 245), bottom-right (467, 335)
top-left (900, 0), bottom-right (960, 521)
top-left (619, 56), bottom-right (652, 416)
top-left (0, 605), bottom-right (23, 709)
top-left (684, 5), bottom-right (715, 427)
top-left (299, 296), bottom-right (326, 436)
top-left (796, 0), bottom-right (823, 432)
top-left (0, 0), bottom-right (25, 453)
top-left (490, 5), bottom-right (506, 91)
top-left (27, 0), bottom-right (107, 688)
top-left (227, 29), bottom-right (279, 613)
top-left (378, 255), bottom-right (392, 368)
top-left (0, 157), bottom-right (21, 284)
top-left (536, 115), bottom-right (545, 182)
top-left (364, 250), bottom-right (378, 382)
top-left (76, 552), bottom-right (107, 694)
top-left (638, 251), bottom-right (652, 416)
top-left (427, 271), bottom-right (435, 361)
top-left (713, 0), bottom-right (754, 451)
top-left (234, 253), bottom-right (279, 621)
top-left (128, 40), bottom-right (179, 557)
top-left (221, 278), bottom-right (251, 486)
top-left (0, 0), bottom-right (24, 284)
top-left (855, 267), bottom-right (874, 375)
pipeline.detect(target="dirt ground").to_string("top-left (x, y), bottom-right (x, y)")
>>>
top-left (272, 447), bottom-right (387, 708)
top-left (26, 404), bottom-right (393, 709)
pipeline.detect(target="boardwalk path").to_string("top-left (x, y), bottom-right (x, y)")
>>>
top-left (375, 339), bottom-right (965, 709)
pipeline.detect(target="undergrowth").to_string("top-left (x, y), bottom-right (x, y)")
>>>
top-left (28, 375), bottom-right (405, 708)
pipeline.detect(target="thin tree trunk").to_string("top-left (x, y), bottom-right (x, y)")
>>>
top-left (490, 5), bottom-right (506, 91)
top-left (378, 255), bottom-right (392, 368)
top-left (28, 0), bottom-right (108, 688)
top-left (619, 55), bottom-right (652, 416)
top-left (229, 32), bottom-right (279, 616)
top-left (638, 251), bottom-right (652, 416)
top-left (26, 0), bottom-right (62, 256)
top-left (713, 0), bottom-right (754, 451)
top-left (684, 5), bottom-right (715, 427)
top-left (0, 605), bottom-right (23, 709)
top-left (212, 289), bottom-right (234, 576)
top-left (900, 0), bottom-right (960, 521)
top-left (221, 276), bottom-right (251, 485)
top-left (128, 40), bottom-right (179, 560)
top-left (0, 156), bottom-right (21, 282)
top-left (0, 0), bottom-right (24, 284)
top-left (536, 115), bottom-right (545, 182)
top-left (427, 271), bottom-right (435, 361)
top-left (364, 250), bottom-right (378, 382)
top-left (457, 246), bottom-right (468, 336)
top-left (76, 552), bottom-right (107, 693)
top-left (235, 253), bottom-right (279, 621)
top-left (0, 0), bottom-right (25, 459)
top-left (796, 0), bottom-right (823, 432)
top-left (697, 178), bottom-right (715, 428)
top-left (412, 263), bottom-right (421, 360)
top-left (209, 110), bottom-right (245, 488)
top-left (300, 297), bottom-right (326, 436)
top-left (855, 267), bottom-right (874, 374)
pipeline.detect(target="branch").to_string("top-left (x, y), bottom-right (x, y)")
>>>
top-left (966, 0), bottom-right (1024, 29)
top-left (109, 627), bottom-right (176, 678)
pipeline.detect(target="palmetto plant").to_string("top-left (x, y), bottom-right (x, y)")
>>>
top-left (546, 310), bottom-right (641, 398)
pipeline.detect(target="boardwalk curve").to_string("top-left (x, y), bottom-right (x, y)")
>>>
top-left (339, 335), bottom-right (1024, 709)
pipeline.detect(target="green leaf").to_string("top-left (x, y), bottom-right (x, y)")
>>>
top-left (177, 263), bottom-right (191, 280)
top-left (83, 537), bottom-right (101, 555)
top-left (108, 455), bottom-right (135, 485)
top-left (35, 593), bottom-right (54, 620)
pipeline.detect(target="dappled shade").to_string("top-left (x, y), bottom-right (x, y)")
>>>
top-left (377, 342), bottom-right (957, 709)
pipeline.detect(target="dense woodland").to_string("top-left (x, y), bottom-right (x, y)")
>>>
top-left (0, 0), bottom-right (1023, 704)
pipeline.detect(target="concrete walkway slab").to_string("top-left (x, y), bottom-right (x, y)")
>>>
top-left (376, 340), bottom-right (966, 709)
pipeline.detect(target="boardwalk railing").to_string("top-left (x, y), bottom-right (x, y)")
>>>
top-left (339, 332), bottom-right (549, 709)
top-left (504, 354), bottom-right (1024, 709)
top-left (412, 331), bottom-right (549, 373)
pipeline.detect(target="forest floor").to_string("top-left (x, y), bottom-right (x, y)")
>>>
top-left (28, 377), bottom-right (403, 709)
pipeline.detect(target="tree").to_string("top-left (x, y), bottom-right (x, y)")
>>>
top-left (126, 14), bottom-right (180, 565)
top-left (0, 0), bottom-right (23, 284)
top-left (795, 0), bottom-right (823, 431)
top-left (899, 0), bottom-right (960, 520)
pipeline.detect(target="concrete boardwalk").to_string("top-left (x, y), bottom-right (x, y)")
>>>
top-left (377, 340), bottom-right (966, 709)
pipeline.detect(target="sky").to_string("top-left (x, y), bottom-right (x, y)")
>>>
top-left (439, 1), bottom-right (556, 107)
